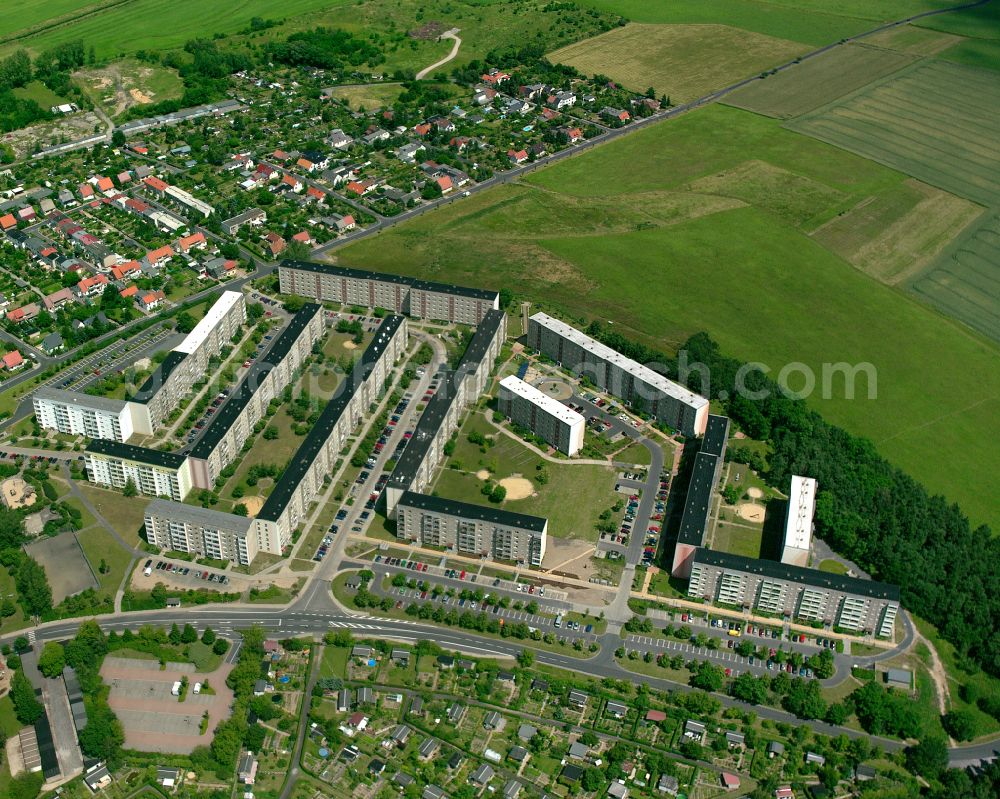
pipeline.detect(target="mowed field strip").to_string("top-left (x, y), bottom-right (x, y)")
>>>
top-left (788, 60), bottom-right (1000, 208)
top-left (548, 23), bottom-right (808, 103)
top-left (910, 211), bottom-right (1000, 344)
top-left (0, 0), bottom-right (353, 59)
top-left (722, 43), bottom-right (916, 118)
top-left (337, 104), bottom-right (1000, 533)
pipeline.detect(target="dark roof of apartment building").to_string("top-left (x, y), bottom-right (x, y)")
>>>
top-left (398, 491), bottom-right (547, 533)
top-left (387, 371), bottom-right (459, 491)
top-left (456, 309), bottom-right (505, 373)
top-left (676, 451), bottom-right (720, 547)
top-left (85, 438), bottom-right (187, 469)
top-left (130, 350), bottom-right (188, 404)
top-left (693, 547), bottom-right (901, 601)
top-left (701, 414), bottom-right (730, 459)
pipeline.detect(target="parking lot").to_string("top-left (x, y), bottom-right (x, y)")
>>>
top-left (101, 655), bottom-right (234, 754)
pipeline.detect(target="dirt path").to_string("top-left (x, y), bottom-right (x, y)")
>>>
top-left (910, 625), bottom-right (951, 717)
top-left (416, 30), bottom-right (461, 79)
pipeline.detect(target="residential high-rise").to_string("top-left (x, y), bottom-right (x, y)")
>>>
top-left (497, 375), bottom-right (584, 455)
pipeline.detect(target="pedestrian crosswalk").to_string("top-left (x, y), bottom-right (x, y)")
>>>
top-left (27, 630), bottom-right (36, 645)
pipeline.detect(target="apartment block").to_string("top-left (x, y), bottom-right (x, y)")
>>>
top-left (251, 315), bottom-right (408, 554)
top-left (144, 499), bottom-right (255, 565)
top-left (687, 548), bottom-right (900, 637)
top-left (497, 375), bottom-right (584, 456)
top-left (384, 372), bottom-right (467, 516)
top-left (33, 388), bottom-right (134, 442)
top-left (670, 414), bottom-right (730, 578)
top-left (129, 290), bottom-right (246, 433)
top-left (187, 303), bottom-right (324, 488)
top-left (527, 312), bottom-right (709, 436)
top-left (457, 309), bottom-right (507, 397)
top-left (396, 491), bottom-right (547, 566)
top-left (781, 475), bottom-right (816, 567)
top-left (85, 440), bottom-right (192, 500)
top-left (278, 260), bottom-right (500, 325)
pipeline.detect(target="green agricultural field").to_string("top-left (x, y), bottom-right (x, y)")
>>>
top-left (862, 24), bottom-right (964, 56)
top-left (0, 0), bottom-right (354, 60)
top-left (338, 103), bottom-right (1000, 533)
top-left (909, 211), bottom-right (1000, 344)
top-left (788, 60), bottom-right (1000, 208)
top-left (915, 0), bottom-right (1000, 39)
top-left (723, 43), bottom-right (915, 119)
top-left (576, 0), bottom-right (958, 46)
top-left (0, 0), bottom-right (101, 40)
top-left (549, 23), bottom-right (807, 103)
top-left (938, 37), bottom-right (1000, 71)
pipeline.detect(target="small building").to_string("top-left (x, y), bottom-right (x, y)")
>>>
top-left (483, 711), bottom-right (504, 731)
top-left (369, 758), bottom-right (385, 776)
top-left (391, 725), bottom-right (411, 746)
top-left (447, 702), bottom-right (465, 724)
top-left (391, 648), bottom-right (410, 666)
top-left (351, 645), bottom-right (373, 660)
top-left (238, 752), bottom-right (258, 785)
top-left (337, 689), bottom-right (351, 712)
top-left (518, 723), bottom-right (537, 742)
top-left (805, 751), bottom-right (826, 766)
top-left (423, 786), bottom-right (446, 799)
top-left (508, 745), bottom-right (529, 763)
top-left (608, 781), bottom-right (629, 799)
top-left (725, 731), bottom-right (745, 749)
top-left (41, 333), bottom-right (64, 355)
top-left (606, 700), bottom-right (628, 719)
top-left (437, 655), bottom-right (454, 669)
top-left (393, 772), bottom-right (414, 788)
top-left (469, 764), bottom-right (494, 785)
top-left (419, 737), bottom-right (440, 759)
top-left (84, 763), bottom-right (112, 791)
top-left (447, 752), bottom-right (464, 770)
top-left (683, 720), bottom-right (706, 741)
top-left (562, 763), bottom-right (584, 782)
top-left (409, 696), bottom-right (424, 715)
top-left (357, 686), bottom-right (374, 705)
top-left (885, 668), bottom-right (913, 689)
top-left (767, 741), bottom-right (785, 759)
top-left (531, 679), bottom-right (548, 693)
top-left (568, 689), bottom-right (588, 708)
top-left (503, 780), bottom-right (522, 799)
top-left (156, 767), bottom-right (182, 788)
top-left (720, 772), bottom-right (740, 790)
top-left (568, 741), bottom-right (589, 759)
top-left (657, 774), bottom-right (679, 795)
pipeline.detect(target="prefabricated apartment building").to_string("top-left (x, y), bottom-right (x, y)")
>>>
top-left (35, 290), bottom-right (246, 441)
top-left (526, 311), bottom-right (708, 437)
top-left (497, 375), bottom-right (585, 456)
top-left (665, 412), bottom-right (900, 637)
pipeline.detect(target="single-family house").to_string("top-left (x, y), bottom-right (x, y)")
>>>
top-left (517, 724), bottom-right (537, 742)
top-left (2, 351), bottom-right (25, 370)
top-left (42, 287), bottom-right (75, 311)
top-left (136, 290), bottom-right (166, 312)
top-left (238, 752), bottom-right (258, 785)
top-left (469, 764), bottom-right (494, 785)
top-left (507, 149), bottom-right (528, 165)
top-left (178, 232), bottom-right (207, 253)
top-left (418, 737), bottom-right (439, 759)
top-left (264, 232), bottom-right (286, 257)
top-left (601, 107), bottom-right (630, 123)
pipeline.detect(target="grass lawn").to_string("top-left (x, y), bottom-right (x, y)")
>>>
top-left (327, 83), bottom-right (403, 111)
top-left (77, 524), bottom-right (133, 598)
top-left (818, 559), bottom-right (849, 575)
top-left (435, 421), bottom-right (617, 541)
top-left (338, 103), bottom-right (1000, 535)
top-left (0, 565), bottom-right (29, 636)
top-left (11, 81), bottom-right (68, 108)
top-left (550, 23), bottom-right (807, 102)
top-left (711, 519), bottom-right (765, 559)
top-left (222, 408), bottom-right (302, 500)
top-left (187, 640), bottom-right (224, 672)
top-left (614, 441), bottom-right (651, 465)
top-left (320, 646), bottom-right (349, 679)
top-left (76, 482), bottom-right (146, 546)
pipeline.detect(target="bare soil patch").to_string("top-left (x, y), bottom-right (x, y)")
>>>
top-left (499, 477), bottom-right (535, 500)
top-left (736, 502), bottom-right (765, 523)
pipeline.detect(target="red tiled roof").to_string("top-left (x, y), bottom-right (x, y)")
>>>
top-left (143, 175), bottom-right (169, 192)
top-left (112, 261), bottom-right (142, 280)
top-left (96, 176), bottom-right (114, 192)
top-left (2, 351), bottom-right (24, 369)
top-left (291, 231), bottom-right (311, 243)
top-left (120, 285), bottom-right (139, 298)
top-left (178, 232), bottom-right (206, 251)
top-left (0, 214), bottom-right (15, 230)
top-left (146, 245), bottom-right (175, 263)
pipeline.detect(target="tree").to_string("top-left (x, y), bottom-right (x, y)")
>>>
top-left (516, 649), bottom-right (534, 668)
top-left (201, 627), bottom-right (216, 645)
top-left (263, 426), bottom-right (278, 440)
top-left (111, 129), bottom-right (125, 147)
top-left (10, 669), bottom-right (43, 724)
top-left (78, 704), bottom-right (124, 761)
top-left (16, 556), bottom-right (52, 617)
top-left (122, 478), bottom-right (137, 497)
top-left (906, 736), bottom-right (948, 779)
top-left (489, 484), bottom-right (506, 504)
top-left (943, 709), bottom-right (977, 741)
top-left (169, 623), bottom-right (182, 644)
top-left (9, 773), bottom-right (44, 799)
top-left (212, 638), bottom-right (230, 655)
top-left (580, 768), bottom-right (603, 791)
top-left (233, 503), bottom-right (249, 516)
top-left (37, 642), bottom-right (65, 678)
top-left (175, 311), bottom-right (197, 333)
top-left (730, 672), bottom-right (768, 705)
top-left (181, 623), bottom-right (198, 644)
top-left (690, 661), bottom-right (724, 692)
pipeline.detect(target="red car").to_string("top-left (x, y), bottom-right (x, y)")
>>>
top-left (243, 360), bottom-right (251, 368)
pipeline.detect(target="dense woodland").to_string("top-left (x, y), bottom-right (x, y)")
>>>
top-left (582, 322), bottom-right (1000, 681)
